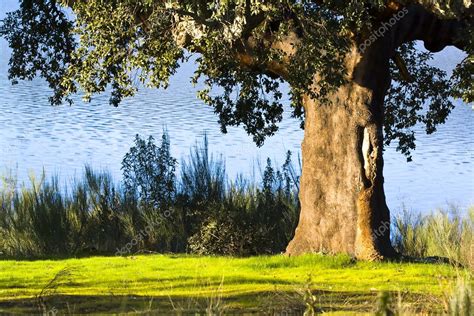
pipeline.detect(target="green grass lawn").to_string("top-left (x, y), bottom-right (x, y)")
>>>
top-left (0, 254), bottom-right (470, 314)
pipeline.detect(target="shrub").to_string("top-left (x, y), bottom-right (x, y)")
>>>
top-left (177, 135), bottom-right (226, 238)
top-left (121, 132), bottom-right (185, 252)
top-left (122, 131), bottom-right (177, 210)
top-left (186, 152), bottom-right (299, 256)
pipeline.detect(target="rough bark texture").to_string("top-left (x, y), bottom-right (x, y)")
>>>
top-left (286, 42), bottom-right (397, 260)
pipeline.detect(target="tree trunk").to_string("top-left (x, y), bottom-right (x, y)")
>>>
top-left (286, 43), bottom-right (397, 260)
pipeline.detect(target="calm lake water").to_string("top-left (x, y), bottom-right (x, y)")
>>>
top-left (0, 1), bottom-right (473, 214)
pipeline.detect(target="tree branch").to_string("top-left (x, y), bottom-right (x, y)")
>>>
top-left (393, 52), bottom-right (414, 82)
top-left (392, 4), bottom-right (471, 53)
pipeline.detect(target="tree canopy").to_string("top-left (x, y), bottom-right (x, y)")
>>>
top-left (1, 0), bottom-right (472, 158)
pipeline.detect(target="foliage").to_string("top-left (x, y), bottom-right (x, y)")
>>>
top-left (179, 135), bottom-right (226, 207)
top-left (0, 167), bottom-right (132, 256)
top-left (1, 1), bottom-right (471, 157)
top-left (177, 135), bottom-right (226, 238)
top-left (451, 26), bottom-right (474, 104)
top-left (385, 42), bottom-right (454, 160)
top-left (0, 0), bottom-right (75, 105)
top-left (187, 153), bottom-right (300, 256)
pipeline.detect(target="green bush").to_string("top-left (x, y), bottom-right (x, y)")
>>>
top-left (122, 132), bottom-right (177, 210)
top-left (187, 154), bottom-right (300, 256)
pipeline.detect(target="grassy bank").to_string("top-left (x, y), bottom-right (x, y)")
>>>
top-left (0, 254), bottom-right (471, 314)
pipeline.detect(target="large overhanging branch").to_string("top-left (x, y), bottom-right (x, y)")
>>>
top-left (391, 4), bottom-right (471, 52)
top-left (391, 0), bottom-right (472, 18)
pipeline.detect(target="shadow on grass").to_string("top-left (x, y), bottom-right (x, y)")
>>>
top-left (0, 252), bottom-right (117, 262)
top-left (0, 290), bottom-right (438, 315)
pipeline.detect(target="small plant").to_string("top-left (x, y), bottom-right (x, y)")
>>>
top-left (167, 275), bottom-right (227, 314)
top-left (392, 210), bottom-right (429, 258)
top-left (205, 276), bottom-right (226, 316)
top-left (392, 206), bottom-right (473, 269)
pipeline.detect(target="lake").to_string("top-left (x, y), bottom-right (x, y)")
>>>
top-left (0, 0), bottom-right (473, 214)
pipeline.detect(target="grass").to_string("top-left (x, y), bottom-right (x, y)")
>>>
top-left (393, 206), bottom-right (474, 270)
top-left (0, 254), bottom-right (471, 314)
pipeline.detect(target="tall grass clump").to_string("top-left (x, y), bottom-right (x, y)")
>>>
top-left (0, 168), bottom-right (132, 256)
top-left (178, 135), bottom-right (227, 241)
top-left (447, 274), bottom-right (472, 316)
top-left (373, 274), bottom-right (472, 315)
top-left (392, 206), bottom-right (474, 269)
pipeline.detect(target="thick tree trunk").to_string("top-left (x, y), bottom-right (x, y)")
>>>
top-left (286, 44), bottom-right (397, 260)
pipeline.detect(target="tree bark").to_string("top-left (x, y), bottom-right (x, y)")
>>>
top-left (286, 42), bottom-right (397, 260)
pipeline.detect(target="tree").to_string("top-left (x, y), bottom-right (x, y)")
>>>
top-left (1, 0), bottom-right (472, 260)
